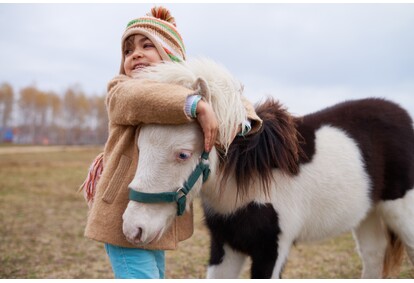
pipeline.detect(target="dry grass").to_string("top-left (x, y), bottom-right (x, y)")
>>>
top-left (0, 146), bottom-right (412, 279)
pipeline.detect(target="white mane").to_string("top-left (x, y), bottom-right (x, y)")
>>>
top-left (134, 57), bottom-right (248, 153)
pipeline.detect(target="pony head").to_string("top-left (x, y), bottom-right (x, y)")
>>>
top-left (122, 58), bottom-right (246, 245)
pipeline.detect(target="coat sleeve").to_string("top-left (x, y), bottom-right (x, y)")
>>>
top-left (106, 75), bottom-right (195, 126)
top-left (241, 96), bottom-right (263, 135)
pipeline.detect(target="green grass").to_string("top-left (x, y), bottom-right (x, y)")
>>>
top-left (0, 146), bottom-right (412, 278)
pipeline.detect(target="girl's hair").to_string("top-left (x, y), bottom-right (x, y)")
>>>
top-left (123, 35), bottom-right (135, 55)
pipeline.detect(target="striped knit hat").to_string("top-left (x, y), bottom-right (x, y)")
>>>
top-left (120, 6), bottom-right (186, 74)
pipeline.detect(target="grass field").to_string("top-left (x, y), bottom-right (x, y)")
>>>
top-left (0, 146), bottom-right (412, 279)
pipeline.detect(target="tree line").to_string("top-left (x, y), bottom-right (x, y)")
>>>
top-left (0, 82), bottom-right (108, 145)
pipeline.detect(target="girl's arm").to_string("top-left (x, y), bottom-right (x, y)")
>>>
top-left (107, 75), bottom-right (218, 152)
top-left (106, 75), bottom-right (194, 125)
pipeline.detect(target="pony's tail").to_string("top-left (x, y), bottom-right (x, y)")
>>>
top-left (382, 229), bottom-right (405, 278)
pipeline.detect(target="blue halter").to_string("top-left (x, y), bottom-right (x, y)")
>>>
top-left (128, 151), bottom-right (210, 216)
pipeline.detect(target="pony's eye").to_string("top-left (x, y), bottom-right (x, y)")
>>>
top-left (177, 151), bottom-right (192, 161)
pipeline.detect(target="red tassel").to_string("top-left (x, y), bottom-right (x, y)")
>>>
top-left (79, 152), bottom-right (104, 208)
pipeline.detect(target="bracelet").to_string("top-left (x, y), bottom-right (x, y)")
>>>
top-left (191, 95), bottom-right (202, 118)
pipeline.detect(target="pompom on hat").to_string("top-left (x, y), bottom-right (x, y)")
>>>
top-left (120, 6), bottom-right (186, 74)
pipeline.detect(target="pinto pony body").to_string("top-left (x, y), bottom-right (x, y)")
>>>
top-left (122, 58), bottom-right (414, 278)
top-left (203, 98), bottom-right (414, 278)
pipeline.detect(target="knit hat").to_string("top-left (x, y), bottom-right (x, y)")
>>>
top-left (120, 6), bottom-right (186, 74)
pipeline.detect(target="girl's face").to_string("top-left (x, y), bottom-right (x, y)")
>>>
top-left (123, 34), bottom-right (162, 77)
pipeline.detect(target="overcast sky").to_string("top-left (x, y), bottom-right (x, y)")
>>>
top-left (1, 3), bottom-right (414, 116)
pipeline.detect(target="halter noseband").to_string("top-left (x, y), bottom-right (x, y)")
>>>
top-left (128, 151), bottom-right (210, 216)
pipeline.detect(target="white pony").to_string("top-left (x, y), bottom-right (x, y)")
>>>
top-left (122, 58), bottom-right (414, 278)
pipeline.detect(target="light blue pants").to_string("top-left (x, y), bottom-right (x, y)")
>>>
top-left (104, 243), bottom-right (165, 279)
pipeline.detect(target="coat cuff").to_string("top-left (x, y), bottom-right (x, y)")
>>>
top-left (238, 119), bottom-right (252, 136)
top-left (185, 95), bottom-right (202, 118)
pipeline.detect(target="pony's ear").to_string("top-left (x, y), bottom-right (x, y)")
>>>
top-left (192, 77), bottom-right (211, 103)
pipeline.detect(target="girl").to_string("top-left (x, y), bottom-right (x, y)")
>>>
top-left (81, 6), bottom-right (262, 279)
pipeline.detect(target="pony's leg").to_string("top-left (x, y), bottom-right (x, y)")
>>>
top-left (250, 248), bottom-right (278, 278)
top-left (206, 243), bottom-right (247, 279)
top-left (270, 236), bottom-right (292, 279)
top-left (379, 189), bottom-right (414, 265)
top-left (352, 209), bottom-right (388, 278)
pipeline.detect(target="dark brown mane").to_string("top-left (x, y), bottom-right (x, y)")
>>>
top-left (220, 98), bottom-right (303, 199)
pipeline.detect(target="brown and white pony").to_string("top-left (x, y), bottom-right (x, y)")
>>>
top-left (122, 58), bottom-right (414, 278)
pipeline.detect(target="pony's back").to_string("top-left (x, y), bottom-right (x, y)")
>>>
top-left (300, 98), bottom-right (414, 202)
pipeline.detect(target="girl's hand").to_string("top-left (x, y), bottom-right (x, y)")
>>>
top-left (196, 100), bottom-right (218, 152)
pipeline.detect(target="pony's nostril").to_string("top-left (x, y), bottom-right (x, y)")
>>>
top-left (134, 227), bottom-right (143, 242)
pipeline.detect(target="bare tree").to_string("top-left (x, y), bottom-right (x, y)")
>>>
top-left (19, 86), bottom-right (38, 143)
top-left (0, 83), bottom-right (14, 128)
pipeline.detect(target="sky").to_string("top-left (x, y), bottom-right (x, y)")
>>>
top-left (1, 3), bottom-right (414, 117)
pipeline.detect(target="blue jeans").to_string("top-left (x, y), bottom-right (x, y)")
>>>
top-left (104, 243), bottom-right (165, 279)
